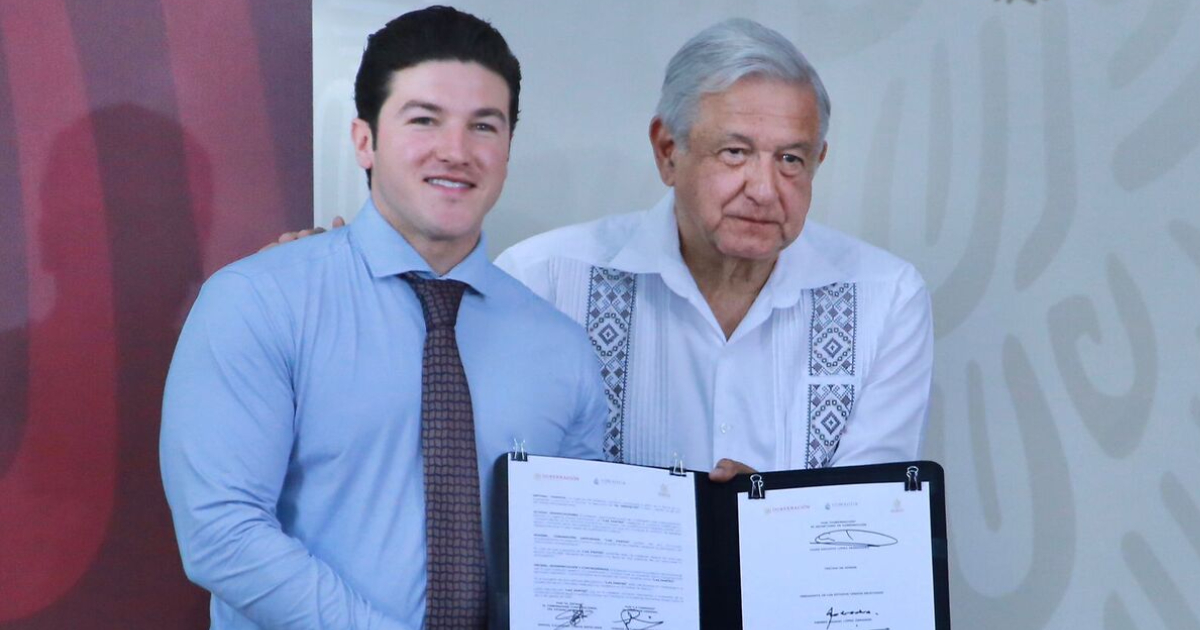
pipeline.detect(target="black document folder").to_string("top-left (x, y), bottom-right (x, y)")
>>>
top-left (493, 452), bottom-right (950, 630)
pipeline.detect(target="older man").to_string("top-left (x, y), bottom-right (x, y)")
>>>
top-left (495, 18), bottom-right (933, 478)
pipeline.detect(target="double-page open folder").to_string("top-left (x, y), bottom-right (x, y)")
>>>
top-left (493, 452), bottom-right (950, 629)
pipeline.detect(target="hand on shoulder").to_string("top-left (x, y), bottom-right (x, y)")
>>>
top-left (259, 216), bottom-right (346, 252)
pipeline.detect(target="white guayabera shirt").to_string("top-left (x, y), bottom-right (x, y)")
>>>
top-left (496, 191), bottom-right (934, 472)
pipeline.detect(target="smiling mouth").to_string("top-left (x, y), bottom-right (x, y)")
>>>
top-left (425, 177), bottom-right (474, 190)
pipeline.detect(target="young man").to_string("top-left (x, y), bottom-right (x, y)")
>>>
top-left (160, 7), bottom-right (605, 629)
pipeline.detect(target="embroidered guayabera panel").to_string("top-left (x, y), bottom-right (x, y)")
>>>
top-left (806, 383), bottom-right (855, 469)
top-left (807, 282), bottom-right (857, 468)
top-left (585, 266), bottom-right (637, 463)
top-left (810, 282), bottom-right (857, 376)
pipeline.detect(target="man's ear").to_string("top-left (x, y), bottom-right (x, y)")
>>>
top-left (811, 140), bottom-right (828, 176)
top-left (649, 117), bottom-right (679, 187)
top-left (351, 118), bottom-right (375, 170)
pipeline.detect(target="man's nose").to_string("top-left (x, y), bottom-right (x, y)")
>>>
top-left (743, 154), bottom-right (779, 204)
top-left (435, 127), bottom-right (469, 164)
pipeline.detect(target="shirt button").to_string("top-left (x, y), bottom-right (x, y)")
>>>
top-left (720, 423), bottom-right (731, 434)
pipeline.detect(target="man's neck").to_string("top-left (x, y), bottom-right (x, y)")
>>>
top-left (679, 237), bottom-right (776, 340)
top-left (374, 197), bottom-right (479, 276)
top-left (412, 239), bottom-right (476, 276)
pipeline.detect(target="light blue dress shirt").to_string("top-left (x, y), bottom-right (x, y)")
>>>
top-left (160, 199), bottom-right (606, 629)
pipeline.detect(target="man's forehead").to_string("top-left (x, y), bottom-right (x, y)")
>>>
top-left (383, 60), bottom-right (510, 106)
top-left (690, 79), bottom-right (820, 141)
top-left (699, 76), bottom-right (818, 112)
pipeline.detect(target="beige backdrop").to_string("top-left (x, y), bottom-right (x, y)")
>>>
top-left (313, 2), bottom-right (1200, 628)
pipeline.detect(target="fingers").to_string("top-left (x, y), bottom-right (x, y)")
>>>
top-left (295, 227), bottom-right (328, 239)
top-left (708, 458), bottom-right (758, 483)
top-left (258, 234), bottom-right (291, 253)
top-left (259, 218), bottom-right (346, 253)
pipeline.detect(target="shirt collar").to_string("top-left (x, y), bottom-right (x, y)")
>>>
top-left (607, 190), bottom-right (851, 309)
top-left (349, 198), bottom-right (495, 295)
top-left (607, 190), bottom-right (701, 299)
top-left (758, 224), bottom-right (847, 308)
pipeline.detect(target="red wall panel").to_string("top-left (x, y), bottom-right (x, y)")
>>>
top-left (0, 1), bottom-right (312, 627)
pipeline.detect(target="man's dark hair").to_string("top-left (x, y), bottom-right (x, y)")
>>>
top-left (355, 5), bottom-right (521, 152)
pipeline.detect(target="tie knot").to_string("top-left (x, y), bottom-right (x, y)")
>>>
top-left (401, 272), bottom-right (469, 329)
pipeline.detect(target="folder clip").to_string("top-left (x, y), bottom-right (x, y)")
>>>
top-left (669, 452), bottom-right (686, 477)
top-left (749, 474), bottom-right (766, 500)
top-left (510, 439), bottom-right (528, 462)
top-left (905, 466), bottom-right (920, 492)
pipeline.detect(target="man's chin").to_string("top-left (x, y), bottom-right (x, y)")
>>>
top-left (715, 239), bottom-right (785, 263)
top-left (421, 213), bottom-right (488, 239)
top-left (427, 226), bottom-right (485, 245)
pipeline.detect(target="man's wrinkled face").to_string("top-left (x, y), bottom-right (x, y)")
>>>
top-left (655, 76), bottom-right (827, 264)
top-left (353, 60), bottom-right (511, 253)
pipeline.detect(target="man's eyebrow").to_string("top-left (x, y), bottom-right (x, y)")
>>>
top-left (720, 132), bottom-right (819, 154)
top-left (473, 107), bottom-right (508, 124)
top-left (722, 132), bottom-right (755, 146)
top-left (779, 140), bottom-right (820, 154)
top-left (398, 101), bottom-right (507, 125)
top-left (399, 100), bottom-right (443, 114)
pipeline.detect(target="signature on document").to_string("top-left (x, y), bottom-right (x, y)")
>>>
top-left (553, 602), bottom-right (591, 629)
top-left (618, 606), bottom-right (665, 630)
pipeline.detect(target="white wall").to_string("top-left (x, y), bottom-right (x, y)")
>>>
top-left (314, 2), bottom-right (1200, 628)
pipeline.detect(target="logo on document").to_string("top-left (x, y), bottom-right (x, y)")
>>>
top-left (658, 483), bottom-right (671, 498)
top-left (534, 473), bottom-right (579, 483)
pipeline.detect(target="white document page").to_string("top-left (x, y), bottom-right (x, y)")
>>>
top-left (507, 456), bottom-right (702, 629)
top-left (737, 482), bottom-right (935, 630)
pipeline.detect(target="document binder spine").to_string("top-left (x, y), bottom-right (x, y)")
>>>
top-left (670, 452), bottom-right (686, 477)
top-left (749, 473), bottom-right (765, 499)
top-left (510, 439), bottom-right (527, 462)
top-left (905, 465), bottom-right (920, 491)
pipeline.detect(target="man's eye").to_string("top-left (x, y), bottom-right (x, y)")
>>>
top-left (409, 116), bottom-right (436, 126)
top-left (779, 153), bottom-right (805, 173)
top-left (473, 122), bottom-right (498, 133)
top-left (719, 148), bottom-right (748, 163)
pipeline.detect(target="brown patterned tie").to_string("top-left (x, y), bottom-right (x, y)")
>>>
top-left (401, 272), bottom-right (487, 629)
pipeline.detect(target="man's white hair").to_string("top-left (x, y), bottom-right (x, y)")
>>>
top-left (655, 18), bottom-right (831, 148)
